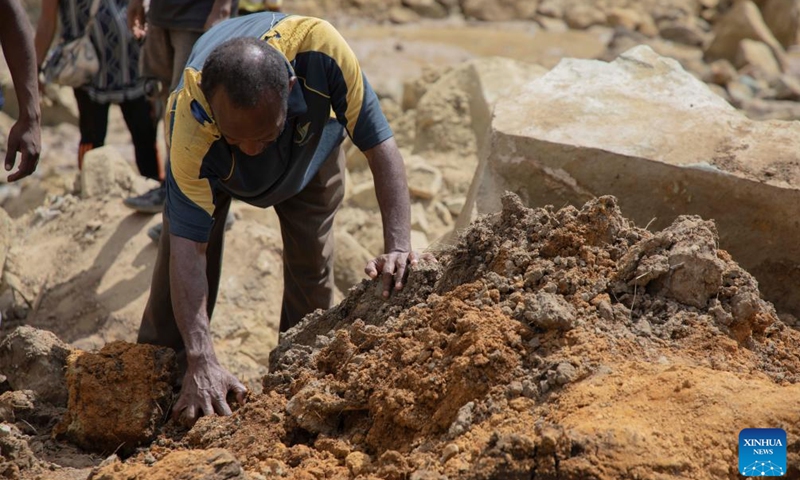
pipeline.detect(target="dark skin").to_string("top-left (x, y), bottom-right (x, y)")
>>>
top-left (169, 84), bottom-right (415, 426)
top-left (0, 0), bottom-right (42, 182)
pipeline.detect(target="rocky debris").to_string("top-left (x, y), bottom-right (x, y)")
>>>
top-left (471, 44), bottom-right (800, 318)
top-left (460, 0), bottom-right (538, 21)
top-left (760, 0), bottom-right (800, 49)
top-left (80, 146), bottom-right (138, 199)
top-left (54, 342), bottom-right (177, 456)
top-left (736, 38), bottom-right (782, 81)
top-left (0, 423), bottom-right (39, 479)
top-left (89, 448), bottom-right (246, 480)
top-left (704, 0), bottom-right (787, 71)
top-left (0, 326), bottom-right (72, 406)
top-left (407, 163), bottom-right (443, 200)
top-left (91, 193), bottom-right (800, 479)
top-left (0, 390), bottom-right (35, 424)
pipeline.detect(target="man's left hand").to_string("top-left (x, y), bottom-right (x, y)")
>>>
top-left (366, 250), bottom-right (430, 298)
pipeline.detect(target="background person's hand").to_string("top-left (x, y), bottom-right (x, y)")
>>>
top-left (172, 358), bottom-right (247, 427)
top-left (5, 116), bottom-right (41, 182)
top-left (127, 0), bottom-right (147, 39)
top-left (203, 2), bottom-right (231, 31)
top-left (365, 250), bottom-right (435, 298)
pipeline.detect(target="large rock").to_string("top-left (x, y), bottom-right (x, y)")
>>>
top-left (413, 57), bottom-right (549, 157)
top-left (466, 45), bottom-right (800, 317)
top-left (334, 231), bottom-right (374, 293)
top-left (704, 0), bottom-right (787, 70)
top-left (760, 0), bottom-right (800, 49)
top-left (736, 39), bottom-right (782, 81)
top-left (0, 326), bottom-right (72, 405)
top-left (80, 146), bottom-right (137, 199)
top-left (460, 0), bottom-right (538, 21)
top-left (54, 341), bottom-right (177, 455)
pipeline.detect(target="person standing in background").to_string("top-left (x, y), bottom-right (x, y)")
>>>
top-left (0, 0), bottom-right (42, 182)
top-left (124, 0), bottom-right (239, 219)
top-left (35, 0), bottom-right (161, 183)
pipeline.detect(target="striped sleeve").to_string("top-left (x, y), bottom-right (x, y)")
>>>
top-left (164, 70), bottom-right (221, 242)
top-left (299, 20), bottom-right (393, 151)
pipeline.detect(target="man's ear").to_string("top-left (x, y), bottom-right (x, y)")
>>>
top-left (288, 76), bottom-right (297, 90)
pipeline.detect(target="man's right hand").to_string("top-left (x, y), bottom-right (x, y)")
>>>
top-left (127, 0), bottom-right (147, 39)
top-left (172, 355), bottom-right (247, 427)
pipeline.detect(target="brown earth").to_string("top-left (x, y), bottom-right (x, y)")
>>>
top-left (1, 0), bottom-right (800, 478)
top-left (54, 194), bottom-right (800, 480)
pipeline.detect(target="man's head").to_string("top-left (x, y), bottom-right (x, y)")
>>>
top-left (201, 37), bottom-right (295, 156)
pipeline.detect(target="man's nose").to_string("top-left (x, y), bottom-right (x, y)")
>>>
top-left (239, 140), bottom-right (265, 156)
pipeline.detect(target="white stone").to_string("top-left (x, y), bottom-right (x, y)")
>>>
top-left (467, 44), bottom-right (800, 317)
top-left (80, 146), bottom-right (137, 199)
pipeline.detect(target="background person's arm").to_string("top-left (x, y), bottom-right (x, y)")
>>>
top-left (0, 0), bottom-right (42, 182)
top-left (33, 0), bottom-right (58, 67)
top-left (204, 0), bottom-right (236, 31)
top-left (169, 234), bottom-right (247, 426)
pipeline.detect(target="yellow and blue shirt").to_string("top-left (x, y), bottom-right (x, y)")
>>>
top-left (164, 12), bottom-right (392, 242)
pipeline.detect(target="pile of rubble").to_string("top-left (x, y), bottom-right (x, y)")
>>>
top-left (3, 194), bottom-right (800, 479)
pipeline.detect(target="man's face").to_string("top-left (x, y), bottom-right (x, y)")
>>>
top-left (209, 88), bottom-right (286, 156)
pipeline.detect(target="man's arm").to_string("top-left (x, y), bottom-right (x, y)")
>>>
top-left (0, 0), bottom-right (41, 182)
top-left (169, 234), bottom-right (246, 426)
top-left (203, 0), bottom-right (236, 31)
top-left (363, 136), bottom-right (416, 298)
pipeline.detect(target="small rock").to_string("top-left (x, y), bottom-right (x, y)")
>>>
top-left (555, 363), bottom-right (577, 386)
top-left (606, 8), bottom-right (642, 31)
top-left (772, 74), bottom-right (800, 100)
top-left (402, 0), bottom-right (447, 19)
top-left (564, 5), bottom-right (606, 30)
top-left (389, 6), bottom-right (419, 24)
top-left (441, 443), bottom-right (459, 463)
top-left (703, 59), bottom-right (738, 86)
top-left (349, 182), bottom-right (379, 209)
top-left (345, 451), bottom-right (372, 476)
top-left (659, 21), bottom-right (708, 47)
top-left (736, 39), bottom-right (782, 81)
top-left (535, 15), bottom-right (568, 32)
top-left (407, 163), bottom-right (443, 200)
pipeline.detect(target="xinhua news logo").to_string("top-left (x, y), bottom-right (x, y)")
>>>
top-left (739, 428), bottom-right (787, 477)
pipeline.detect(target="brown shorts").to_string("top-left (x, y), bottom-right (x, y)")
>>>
top-left (140, 26), bottom-right (203, 104)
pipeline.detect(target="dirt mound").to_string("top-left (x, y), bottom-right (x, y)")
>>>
top-left (78, 193), bottom-right (800, 479)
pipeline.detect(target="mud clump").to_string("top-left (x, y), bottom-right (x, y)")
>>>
top-left (89, 448), bottom-right (246, 480)
top-left (67, 194), bottom-right (800, 479)
top-left (54, 341), bottom-right (177, 456)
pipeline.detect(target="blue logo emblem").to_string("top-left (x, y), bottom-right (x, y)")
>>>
top-left (739, 428), bottom-right (786, 477)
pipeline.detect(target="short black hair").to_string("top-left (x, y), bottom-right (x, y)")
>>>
top-left (200, 37), bottom-right (290, 109)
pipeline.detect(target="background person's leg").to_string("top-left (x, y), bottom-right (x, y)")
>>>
top-left (74, 88), bottom-right (110, 169)
top-left (119, 95), bottom-right (162, 182)
top-left (274, 144), bottom-right (346, 333)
